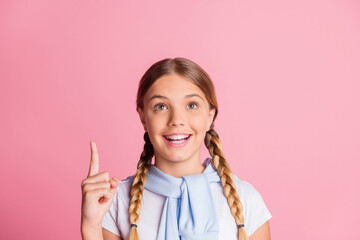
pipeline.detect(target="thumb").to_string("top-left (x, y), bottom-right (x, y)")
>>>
top-left (99, 179), bottom-right (118, 205)
top-left (109, 177), bottom-right (120, 194)
top-left (111, 177), bottom-right (120, 186)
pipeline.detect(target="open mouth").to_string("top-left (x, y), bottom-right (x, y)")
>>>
top-left (163, 134), bottom-right (192, 144)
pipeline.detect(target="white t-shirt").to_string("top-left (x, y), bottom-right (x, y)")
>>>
top-left (102, 167), bottom-right (272, 240)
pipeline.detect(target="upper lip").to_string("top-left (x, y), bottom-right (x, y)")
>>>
top-left (163, 133), bottom-right (191, 137)
top-left (163, 133), bottom-right (192, 140)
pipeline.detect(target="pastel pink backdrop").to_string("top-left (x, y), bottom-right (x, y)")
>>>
top-left (1, 0), bottom-right (359, 239)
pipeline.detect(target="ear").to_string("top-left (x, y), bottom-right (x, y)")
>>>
top-left (206, 108), bottom-right (216, 132)
top-left (137, 108), bottom-right (148, 132)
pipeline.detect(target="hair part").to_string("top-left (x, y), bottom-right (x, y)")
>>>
top-left (130, 57), bottom-right (248, 240)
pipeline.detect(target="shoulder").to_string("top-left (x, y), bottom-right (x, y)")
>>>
top-left (117, 176), bottom-right (133, 192)
top-left (233, 177), bottom-right (263, 200)
top-left (114, 176), bottom-right (133, 205)
top-left (114, 175), bottom-right (166, 207)
top-left (233, 176), bottom-right (272, 237)
top-left (102, 177), bottom-right (133, 238)
top-left (233, 176), bottom-right (269, 212)
top-left (102, 176), bottom-right (133, 238)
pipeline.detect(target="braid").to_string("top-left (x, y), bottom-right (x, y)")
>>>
top-left (205, 124), bottom-right (249, 240)
top-left (128, 132), bottom-right (153, 240)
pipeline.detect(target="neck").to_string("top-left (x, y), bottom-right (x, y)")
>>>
top-left (154, 152), bottom-right (205, 178)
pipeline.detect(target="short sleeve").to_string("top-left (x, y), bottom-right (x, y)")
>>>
top-left (102, 186), bottom-right (121, 237)
top-left (236, 179), bottom-right (272, 236)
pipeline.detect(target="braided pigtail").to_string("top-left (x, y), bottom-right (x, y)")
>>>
top-left (128, 132), bottom-right (154, 240)
top-left (205, 125), bottom-right (249, 240)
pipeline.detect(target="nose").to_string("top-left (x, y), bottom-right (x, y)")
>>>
top-left (168, 107), bottom-right (185, 127)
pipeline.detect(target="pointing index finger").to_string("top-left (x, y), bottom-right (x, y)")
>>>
top-left (88, 141), bottom-right (99, 177)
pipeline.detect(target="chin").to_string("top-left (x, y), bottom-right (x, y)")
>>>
top-left (164, 153), bottom-right (190, 162)
top-left (153, 148), bottom-right (192, 163)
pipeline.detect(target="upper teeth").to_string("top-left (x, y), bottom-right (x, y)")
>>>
top-left (165, 134), bottom-right (190, 140)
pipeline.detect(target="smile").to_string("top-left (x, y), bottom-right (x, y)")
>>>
top-left (163, 134), bottom-right (192, 147)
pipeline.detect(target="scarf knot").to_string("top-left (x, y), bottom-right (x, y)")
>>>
top-left (144, 158), bottom-right (221, 240)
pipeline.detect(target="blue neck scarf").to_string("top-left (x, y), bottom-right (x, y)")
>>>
top-left (144, 158), bottom-right (221, 240)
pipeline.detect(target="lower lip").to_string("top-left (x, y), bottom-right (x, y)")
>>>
top-left (163, 135), bottom-right (192, 148)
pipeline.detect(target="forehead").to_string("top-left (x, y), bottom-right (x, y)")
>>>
top-left (145, 74), bottom-right (205, 99)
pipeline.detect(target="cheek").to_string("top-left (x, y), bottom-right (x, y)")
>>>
top-left (191, 114), bottom-right (210, 133)
top-left (146, 113), bottom-right (166, 133)
top-left (146, 120), bottom-right (162, 146)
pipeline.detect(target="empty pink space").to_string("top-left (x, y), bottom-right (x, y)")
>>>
top-left (1, 0), bottom-right (359, 239)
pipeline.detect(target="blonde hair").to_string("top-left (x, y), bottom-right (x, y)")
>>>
top-left (130, 57), bottom-right (248, 240)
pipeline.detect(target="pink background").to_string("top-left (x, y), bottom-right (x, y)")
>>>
top-left (1, 0), bottom-right (359, 239)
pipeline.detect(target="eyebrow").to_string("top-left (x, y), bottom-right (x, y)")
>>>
top-left (148, 93), bottom-right (204, 102)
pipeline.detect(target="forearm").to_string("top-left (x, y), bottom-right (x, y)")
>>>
top-left (81, 222), bottom-right (103, 240)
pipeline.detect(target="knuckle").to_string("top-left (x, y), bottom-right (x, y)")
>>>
top-left (81, 179), bottom-right (87, 188)
top-left (83, 191), bottom-right (90, 199)
top-left (82, 184), bottom-right (89, 192)
top-left (103, 171), bottom-right (110, 179)
top-left (100, 182), bottom-right (109, 189)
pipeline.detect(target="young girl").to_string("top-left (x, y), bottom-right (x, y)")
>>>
top-left (81, 57), bottom-right (272, 240)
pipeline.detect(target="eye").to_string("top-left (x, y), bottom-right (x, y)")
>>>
top-left (187, 102), bottom-right (198, 109)
top-left (154, 103), bottom-right (168, 111)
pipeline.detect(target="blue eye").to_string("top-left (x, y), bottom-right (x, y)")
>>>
top-left (187, 102), bottom-right (198, 109)
top-left (154, 104), bottom-right (167, 111)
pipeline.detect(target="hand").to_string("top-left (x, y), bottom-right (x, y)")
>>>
top-left (81, 141), bottom-right (120, 228)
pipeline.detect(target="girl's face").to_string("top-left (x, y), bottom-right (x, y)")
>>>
top-left (138, 73), bottom-right (216, 166)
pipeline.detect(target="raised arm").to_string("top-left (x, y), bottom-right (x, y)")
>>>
top-left (81, 141), bottom-right (120, 240)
